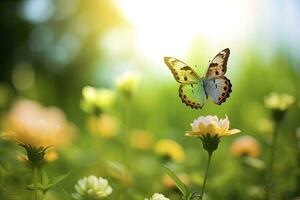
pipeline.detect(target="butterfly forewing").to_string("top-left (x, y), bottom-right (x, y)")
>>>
top-left (164, 48), bottom-right (232, 109)
top-left (164, 57), bottom-right (200, 84)
top-left (205, 48), bottom-right (230, 79)
top-left (204, 76), bottom-right (232, 105)
top-left (179, 82), bottom-right (206, 109)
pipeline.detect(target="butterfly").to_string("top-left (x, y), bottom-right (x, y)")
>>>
top-left (164, 48), bottom-right (232, 109)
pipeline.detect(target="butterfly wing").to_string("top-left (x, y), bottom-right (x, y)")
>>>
top-left (204, 76), bottom-right (232, 105)
top-left (205, 48), bottom-right (230, 79)
top-left (164, 57), bottom-right (200, 84)
top-left (179, 81), bottom-right (206, 109)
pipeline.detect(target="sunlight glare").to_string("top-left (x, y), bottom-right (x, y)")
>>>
top-left (116, 0), bottom-right (258, 64)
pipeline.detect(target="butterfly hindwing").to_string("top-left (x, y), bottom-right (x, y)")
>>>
top-left (179, 81), bottom-right (206, 109)
top-left (164, 57), bottom-right (200, 84)
top-left (204, 76), bottom-right (232, 105)
top-left (205, 48), bottom-right (230, 79)
top-left (164, 48), bottom-right (232, 109)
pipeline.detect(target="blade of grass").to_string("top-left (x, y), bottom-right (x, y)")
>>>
top-left (164, 166), bottom-right (188, 198)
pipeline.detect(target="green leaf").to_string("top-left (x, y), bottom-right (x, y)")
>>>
top-left (26, 184), bottom-right (35, 191)
top-left (243, 157), bottom-right (266, 170)
top-left (41, 168), bottom-right (49, 186)
top-left (26, 183), bottom-right (43, 191)
top-left (164, 166), bottom-right (188, 198)
top-left (45, 171), bottom-right (72, 190)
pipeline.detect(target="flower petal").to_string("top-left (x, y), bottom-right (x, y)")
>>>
top-left (186, 115), bottom-right (240, 138)
top-left (227, 129), bottom-right (241, 135)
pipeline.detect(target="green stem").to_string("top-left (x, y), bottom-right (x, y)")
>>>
top-left (94, 113), bottom-right (103, 148)
top-left (124, 99), bottom-right (131, 168)
top-left (121, 99), bottom-right (131, 200)
top-left (200, 152), bottom-right (213, 200)
top-left (265, 122), bottom-right (280, 200)
top-left (33, 166), bottom-right (39, 200)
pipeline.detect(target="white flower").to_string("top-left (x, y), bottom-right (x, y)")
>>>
top-left (72, 175), bottom-right (113, 200)
top-left (264, 92), bottom-right (294, 111)
top-left (186, 115), bottom-right (240, 138)
top-left (144, 193), bottom-right (169, 200)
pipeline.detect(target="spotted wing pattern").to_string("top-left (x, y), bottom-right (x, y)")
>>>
top-left (179, 81), bottom-right (206, 109)
top-left (204, 76), bottom-right (232, 105)
top-left (205, 48), bottom-right (230, 79)
top-left (164, 57), bottom-right (200, 84)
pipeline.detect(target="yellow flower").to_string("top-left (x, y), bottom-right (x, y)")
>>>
top-left (81, 86), bottom-right (115, 113)
top-left (162, 173), bottom-right (190, 189)
top-left (230, 136), bottom-right (261, 158)
top-left (116, 72), bottom-right (140, 98)
top-left (264, 92), bottom-right (295, 111)
top-left (130, 129), bottom-right (154, 151)
top-left (186, 115), bottom-right (240, 138)
top-left (86, 114), bottom-right (119, 138)
top-left (2, 99), bottom-right (75, 148)
top-left (154, 139), bottom-right (185, 163)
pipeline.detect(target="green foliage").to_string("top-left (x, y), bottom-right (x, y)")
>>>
top-left (27, 170), bottom-right (71, 194)
top-left (164, 166), bottom-right (189, 199)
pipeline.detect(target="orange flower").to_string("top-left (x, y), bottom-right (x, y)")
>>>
top-left (1, 99), bottom-right (75, 163)
top-left (230, 136), bottom-right (260, 157)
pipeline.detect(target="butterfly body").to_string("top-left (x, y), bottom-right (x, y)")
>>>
top-left (164, 48), bottom-right (232, 109)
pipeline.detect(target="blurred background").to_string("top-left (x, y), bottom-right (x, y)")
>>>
top-left (0, 0), bottom-right (299, 199)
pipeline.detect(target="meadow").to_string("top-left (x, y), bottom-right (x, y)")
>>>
top-left (0, 1), bottom-right (299, 200)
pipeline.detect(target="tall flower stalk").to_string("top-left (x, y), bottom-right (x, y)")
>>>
top-left (200, 150), bottom-right (212, 199)
top-left (264, 92), bottom-right (294, 199)
top-left (265, 122), bottom-right (280, 199)
top-left (186, 115), bottom-right (240, 199)
top-left (116, 72), bottom-right (140, 199)
top-left (123, 99), bottom-right (131, 167)
top-left (33, 165), bottom-right (39, 200)
top-left (116, 72), bottom-right (140, 167)
top-left (81, 86), bottom-right (116, 153)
